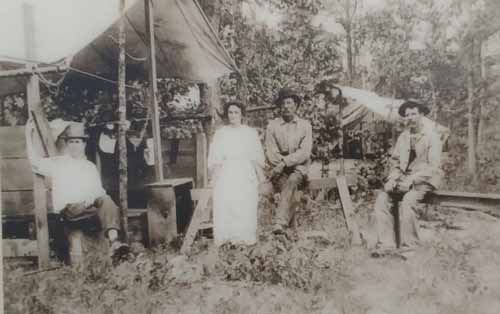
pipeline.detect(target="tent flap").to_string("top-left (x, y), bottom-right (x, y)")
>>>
top-left (0, 0), bottom-right (238, 97)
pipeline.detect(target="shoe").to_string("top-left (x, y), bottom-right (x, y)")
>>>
top-left (110, 241), bottom-right (130, 259)
top-left (272, 224), bottom-right (285, 235)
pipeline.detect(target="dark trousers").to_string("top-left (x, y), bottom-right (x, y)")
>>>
top-left (272, 167), bottom-right (305, 226)
top-left (62, 195), bottom-right (120, 238)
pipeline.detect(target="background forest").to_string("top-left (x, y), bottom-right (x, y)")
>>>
top-left (2, 0), bottom-right (500, 192)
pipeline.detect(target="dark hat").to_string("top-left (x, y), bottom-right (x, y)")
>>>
top-left (314, 79), bottom-right (337, 96)
top-left (59, 122), bottom-right (89, 139)
top-left (274, 87), bottom-right (301, 106)
top-left (398, 99), bottom-right (430, 117)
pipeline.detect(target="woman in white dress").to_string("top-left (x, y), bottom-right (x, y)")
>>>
top-left (207, 101), bottom-right (265, 246)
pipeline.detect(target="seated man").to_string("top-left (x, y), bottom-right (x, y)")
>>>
top-left (371, 100), bottom-right (443, 249)
top-left (265, 87), bottom-right (313, 234)
top-left (25, 119), bottom-right (128, 258)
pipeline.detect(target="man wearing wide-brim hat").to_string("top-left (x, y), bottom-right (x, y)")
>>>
top-left (25, 119), bottom-right (129, 259)
top-left (370, 99), bottom-right (443, 250)
top-left (264, 87), bottom-right (313, 234)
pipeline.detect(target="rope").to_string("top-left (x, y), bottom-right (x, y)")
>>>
top-left (35, 66), bottom-right (69, 95)
top-left (0, 55), bottom-right (142, 90)
top-left (68, 66), bottom-right (141, 90)
top-left (107, 35), bottom-right (147, 62)
top-left (87, 112), bottom-right (210, 128)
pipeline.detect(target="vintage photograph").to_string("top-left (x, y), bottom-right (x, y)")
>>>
top-left (1, 0), bottom-right (500, 313)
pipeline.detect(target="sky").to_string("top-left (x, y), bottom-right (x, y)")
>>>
top-left (0, 0), bottom-right (136, 63)
top-left (0, 0), bottom-right (467, 64)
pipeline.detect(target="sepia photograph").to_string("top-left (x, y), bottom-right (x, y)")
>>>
top-left (1, 0), bottom-right (500, 313)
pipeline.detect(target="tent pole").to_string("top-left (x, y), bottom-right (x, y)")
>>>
top-left (24, 3), bottom-right (50, 269)
top-left (339, 99), bottom-right (345, 176)
top-left (145, 0), bottom-right (164, 181)
top-left (118, 0), bottom-right (129, 241)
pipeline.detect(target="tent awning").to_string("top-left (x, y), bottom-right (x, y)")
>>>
top-left (0, 0), bottom-right (238, 96)
top-left (337, 86), bottom-right (450, 141)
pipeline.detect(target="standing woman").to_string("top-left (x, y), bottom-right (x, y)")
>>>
top-left (207, 101), bottom-right (265, 246)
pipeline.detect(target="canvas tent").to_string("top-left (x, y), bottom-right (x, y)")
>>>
top-left (336, 85), bottom-right (450, 141)
top-left (0, 0), bottom-right (238, 97)
top-left (0, 0), bottom-right (238, 268)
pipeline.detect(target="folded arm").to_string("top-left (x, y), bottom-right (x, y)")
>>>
top-left (406, 131), bottom-right (443, 186)
top-left (282, 121), bottom-right (313, 167)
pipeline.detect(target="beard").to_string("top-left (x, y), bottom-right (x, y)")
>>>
top-left (282, 112), bottom-right (294, 122)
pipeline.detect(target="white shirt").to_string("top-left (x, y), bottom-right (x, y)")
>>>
top-left (25, 123), bottom-right (106, 212)
top-left (31, 155), bottom-right (106, 213)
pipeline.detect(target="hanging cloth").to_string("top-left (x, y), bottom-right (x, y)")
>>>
top-left (98, 132), bottom-right (117, 154)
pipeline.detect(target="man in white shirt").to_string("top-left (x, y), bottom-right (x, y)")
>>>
top-left (25, 119), bottom-right (128, 258)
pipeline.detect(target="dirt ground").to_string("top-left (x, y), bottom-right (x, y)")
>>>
top-left (3, 196), bottom-right (500, 314)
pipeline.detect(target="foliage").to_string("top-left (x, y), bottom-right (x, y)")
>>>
top-left (1, 78), bottom-right (204, 139)
top-left (217, 239), bottom-right (322, 291)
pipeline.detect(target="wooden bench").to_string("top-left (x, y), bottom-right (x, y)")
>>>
top-left (389, 189), bottom-right (500, 247)
top-left (180, 188), bottom-right (211, 253)
top-left (425, 190), bottom-right (500, 216)
top-left (2, 209), bottom-right (148, 262)
top-left (180, 175), bottom-right (361, 252)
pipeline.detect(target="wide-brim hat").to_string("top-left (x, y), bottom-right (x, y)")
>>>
top-left (59, 122), bottom-right (89, 139)
top-left (49, 119), bottom-right (71, 140)
top-left (274, 87), bottom-right (301, 106)
top-left (398, 99), bottom-right (430, 117)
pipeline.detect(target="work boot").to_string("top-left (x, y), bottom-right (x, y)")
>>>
top-left (110, 240), bottom-right (130, 260)
top-left (272, 223), bottom-right (285, 235)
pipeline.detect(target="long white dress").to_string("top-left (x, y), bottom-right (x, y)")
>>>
top-left (207, 124), bottom-right (265, 246)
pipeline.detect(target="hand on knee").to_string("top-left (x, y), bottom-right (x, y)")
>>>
top-left (286, 174), bottom-right (302, 187)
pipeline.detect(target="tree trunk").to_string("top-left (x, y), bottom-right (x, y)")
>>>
top-left (118, 0), bottom-right (128, 240)
top-left (344, 0), bottom-right (355, 85)
top-left (346, 23), bottom-right (353, 85)
top-left (476, 40), bottom-right (485, 151)
top-left (466, 39), bottom-right (478, 185)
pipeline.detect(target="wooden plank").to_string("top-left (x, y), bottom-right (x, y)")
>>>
top-left (147, 177), bottom-right (194, 188)
top-left (439, 201), bottom-right (495, 212)
top-left (307, 176), bottom-right (355, 190)
top-left (2, 239), bottom-right (38, 257)
top-left (190, 189), bottom-right (206, 202)
top-left (195, 132), bottom-right (208, 188)
top-left (145, 0), bottom-right (164, 181)
top-left (1, 191), bottom-right (34, 215)
top-left (432, 190), bottom-right (500, 200)
top-left (0, 126), bottom-right (27, 158)
top-left (24, 1), bottom-right (50, 269)
top-left (1, 158), bottom-right (34, 191)
top-left (0, 65), bottom-right (69, 78)
top-left (336, 176), bottom-right (362, 245)
top-left (181, 189), bottom-right (211, 253)
top-left (425, 190), bottom-right (500, 215)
